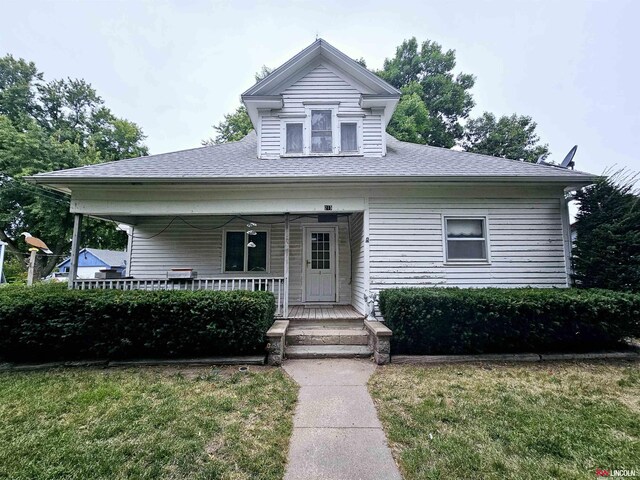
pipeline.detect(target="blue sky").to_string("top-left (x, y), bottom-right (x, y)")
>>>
top-left (1, 0), bottom-right (638, 177)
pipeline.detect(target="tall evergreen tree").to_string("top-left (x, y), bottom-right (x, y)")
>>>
top-left (572, 172), bottom-right (640, 291)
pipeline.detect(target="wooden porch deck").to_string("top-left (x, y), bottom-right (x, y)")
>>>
top-left (286, 305), bottom-right (364, 320)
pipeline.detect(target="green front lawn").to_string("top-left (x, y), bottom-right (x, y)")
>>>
top-left (369, 361), bottom-right (640, 480)
top-left (0, 366), bottom-right (298, 480)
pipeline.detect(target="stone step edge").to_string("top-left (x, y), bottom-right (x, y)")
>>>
top-left (285, 345), bottom-right (373, 358)
top-left (286, 328), bottom-right (368, 336)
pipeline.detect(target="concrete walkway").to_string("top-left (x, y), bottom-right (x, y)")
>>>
top-left (283, 359), bottom-right (402, 480)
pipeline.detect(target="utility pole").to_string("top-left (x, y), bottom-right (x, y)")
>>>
top-left (27, 248), bottom-right (38, 286)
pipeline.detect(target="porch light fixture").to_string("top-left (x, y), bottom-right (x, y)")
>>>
top-left (246, 222), bottom-right (257, 228)
top-left (247, 241), bottom-right (256, 248)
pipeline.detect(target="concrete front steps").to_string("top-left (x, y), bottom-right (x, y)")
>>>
top-left (285, 319), bottom-right (373, 359)
top-left (266, 316), bottom-right (392, 365)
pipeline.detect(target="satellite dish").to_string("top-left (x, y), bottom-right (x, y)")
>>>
top-left (559, 145), bottom-right (578, 169)
top-left (536, 154), bottom-right (547, 164)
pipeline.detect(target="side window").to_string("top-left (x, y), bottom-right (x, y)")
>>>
top-left (340, 122), bottom-right (358, 152)
top-left (285, 123), bottom-right (303, 154)
top-left (445, 217), bottom-right (488, 261)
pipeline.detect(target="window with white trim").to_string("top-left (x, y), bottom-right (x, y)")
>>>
top-left (224, 231), bottom-right (268, 272)
top-left (311, 110), bottom-right (333, 153)
top-left (444, 217), bottom-right (488, 261)
top-left (280, 108), bottom-right (363, 156)
top-left (340, 122), bottom-right (358, 152)
top-left (285, 123), bottom-right (303, 154)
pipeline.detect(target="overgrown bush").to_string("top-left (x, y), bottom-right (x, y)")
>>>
top-left (379, 287), bottom-right (640, 355)
top-left (0, 283), bottom-right (276, 362)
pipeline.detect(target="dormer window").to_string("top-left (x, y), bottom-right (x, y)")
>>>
top-left (340, 123), bottom-right (358, 152)
top-left (311, 110), bottom-right (333, 153)
top-left (280, 107), bottom-right (362, 156)
top-left (285, 123), bottom-right (303, 154)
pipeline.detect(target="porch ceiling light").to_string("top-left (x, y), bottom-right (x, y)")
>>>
top-left (247, 241), bottom-right (256, 248)
top-left (247, 230), bottom-right (257, 236)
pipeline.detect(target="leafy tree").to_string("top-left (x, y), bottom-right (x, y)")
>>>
top-left (0, 55), bottom-right (148, 278)
top-left (378, 37), bottom-right (475, 148)
top-left (254, 65), bottom-right (272, 83)
top-left (202, 67), bottom-right (272, 146)
top-left (462, 112), bottom-right (550, 162)
top-left (572, 172), bottom-right (640, 291)
top-left (201, 105), bottom-right (253, 145)
top-left (386, 82), bottom-right (430, 144)
top-left (0, 55), bottom-right (43, 125)
top-left (208, 39), bottom-right (549, 160)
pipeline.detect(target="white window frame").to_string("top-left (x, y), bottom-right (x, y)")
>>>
top-left (280, 108), bottom-right (365, 156)
top-left (338, 119), bottom-right (363, 154)
top-left (280, 119), bottom-right (305, 156)
top-left (442, 216), bottom-right (491, 264)
top-left (305, 105), bottom-right (339, 155)
top-left (222, 228), bottom-right (271, 273)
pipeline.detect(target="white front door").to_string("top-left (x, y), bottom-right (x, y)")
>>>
top-left (305, 228), bottom-right (336, 302)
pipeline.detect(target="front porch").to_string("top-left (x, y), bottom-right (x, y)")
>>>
top-left (67, 212), bottom-right (368, 319)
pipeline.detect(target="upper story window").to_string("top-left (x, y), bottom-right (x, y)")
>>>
top-left (281, 107), bottom-right (361, 156)
top-left (311, 110), bottom-right (333, 153)
top-left (286, 123), bottom-right (303, 154)
top-left (340, 123), bottom-right (358, 152)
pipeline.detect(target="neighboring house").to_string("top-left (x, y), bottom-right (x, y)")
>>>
top-left (29, 39), bottom-right (597, 320)
top-left (57, 248), bottom-right (127, 279)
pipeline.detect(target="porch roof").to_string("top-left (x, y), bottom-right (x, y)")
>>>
top-left (28, 131), bottom-right (597, 187)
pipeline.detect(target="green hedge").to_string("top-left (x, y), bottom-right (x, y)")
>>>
top-left (379, 288), bottom-right (640, 355)
top-left (0, 284), bottom-right (276, 362)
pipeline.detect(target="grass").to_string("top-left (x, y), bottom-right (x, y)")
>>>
top-left (369, 361), bottom-right (640, 480)
top-left (0, 366), bottom-right (298, 480)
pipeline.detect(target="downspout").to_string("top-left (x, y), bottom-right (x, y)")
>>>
top-left (561, 191), bottom-right (576, 287)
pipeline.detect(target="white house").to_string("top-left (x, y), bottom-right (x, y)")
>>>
top-left (29, 39), bottom-right (596, 360)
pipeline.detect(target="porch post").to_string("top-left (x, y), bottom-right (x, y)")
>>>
top-left (283, 213), bottom-right (290, 318)
top-left (68, 213), bottom-right (83, 289)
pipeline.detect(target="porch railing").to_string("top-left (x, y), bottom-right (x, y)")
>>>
top-left (71, 277), bottom-right (286, 316)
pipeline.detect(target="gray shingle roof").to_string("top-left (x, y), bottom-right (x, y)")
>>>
top-left (85, 248), bottom-right (127, 267)
top-left (30, 132), bottom-right (596, 184)
top-left (57, 248), bottom-right (127, 268)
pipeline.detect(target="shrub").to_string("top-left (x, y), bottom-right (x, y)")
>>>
top-left (0, 283), bottom-right (276, 362)
top-left (379, 287), bottom-right (640, 355)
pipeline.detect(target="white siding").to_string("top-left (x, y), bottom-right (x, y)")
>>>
top-left (368, 196), bottom-right (569, 294)
top-left (128, 214), bottom-right (353, 305)
top-left (362, 114), bottom-right (383, 156)
top-left (349, 212), bottom-right (366, 314)
top-left (259, 63), bottom-right (384, 158)
top-left (259, 116), bottom-right (281, 159)
top-left (122, 186), bottom-right (571, 308)
top-left (129, 216), bottom-right (284, 278)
